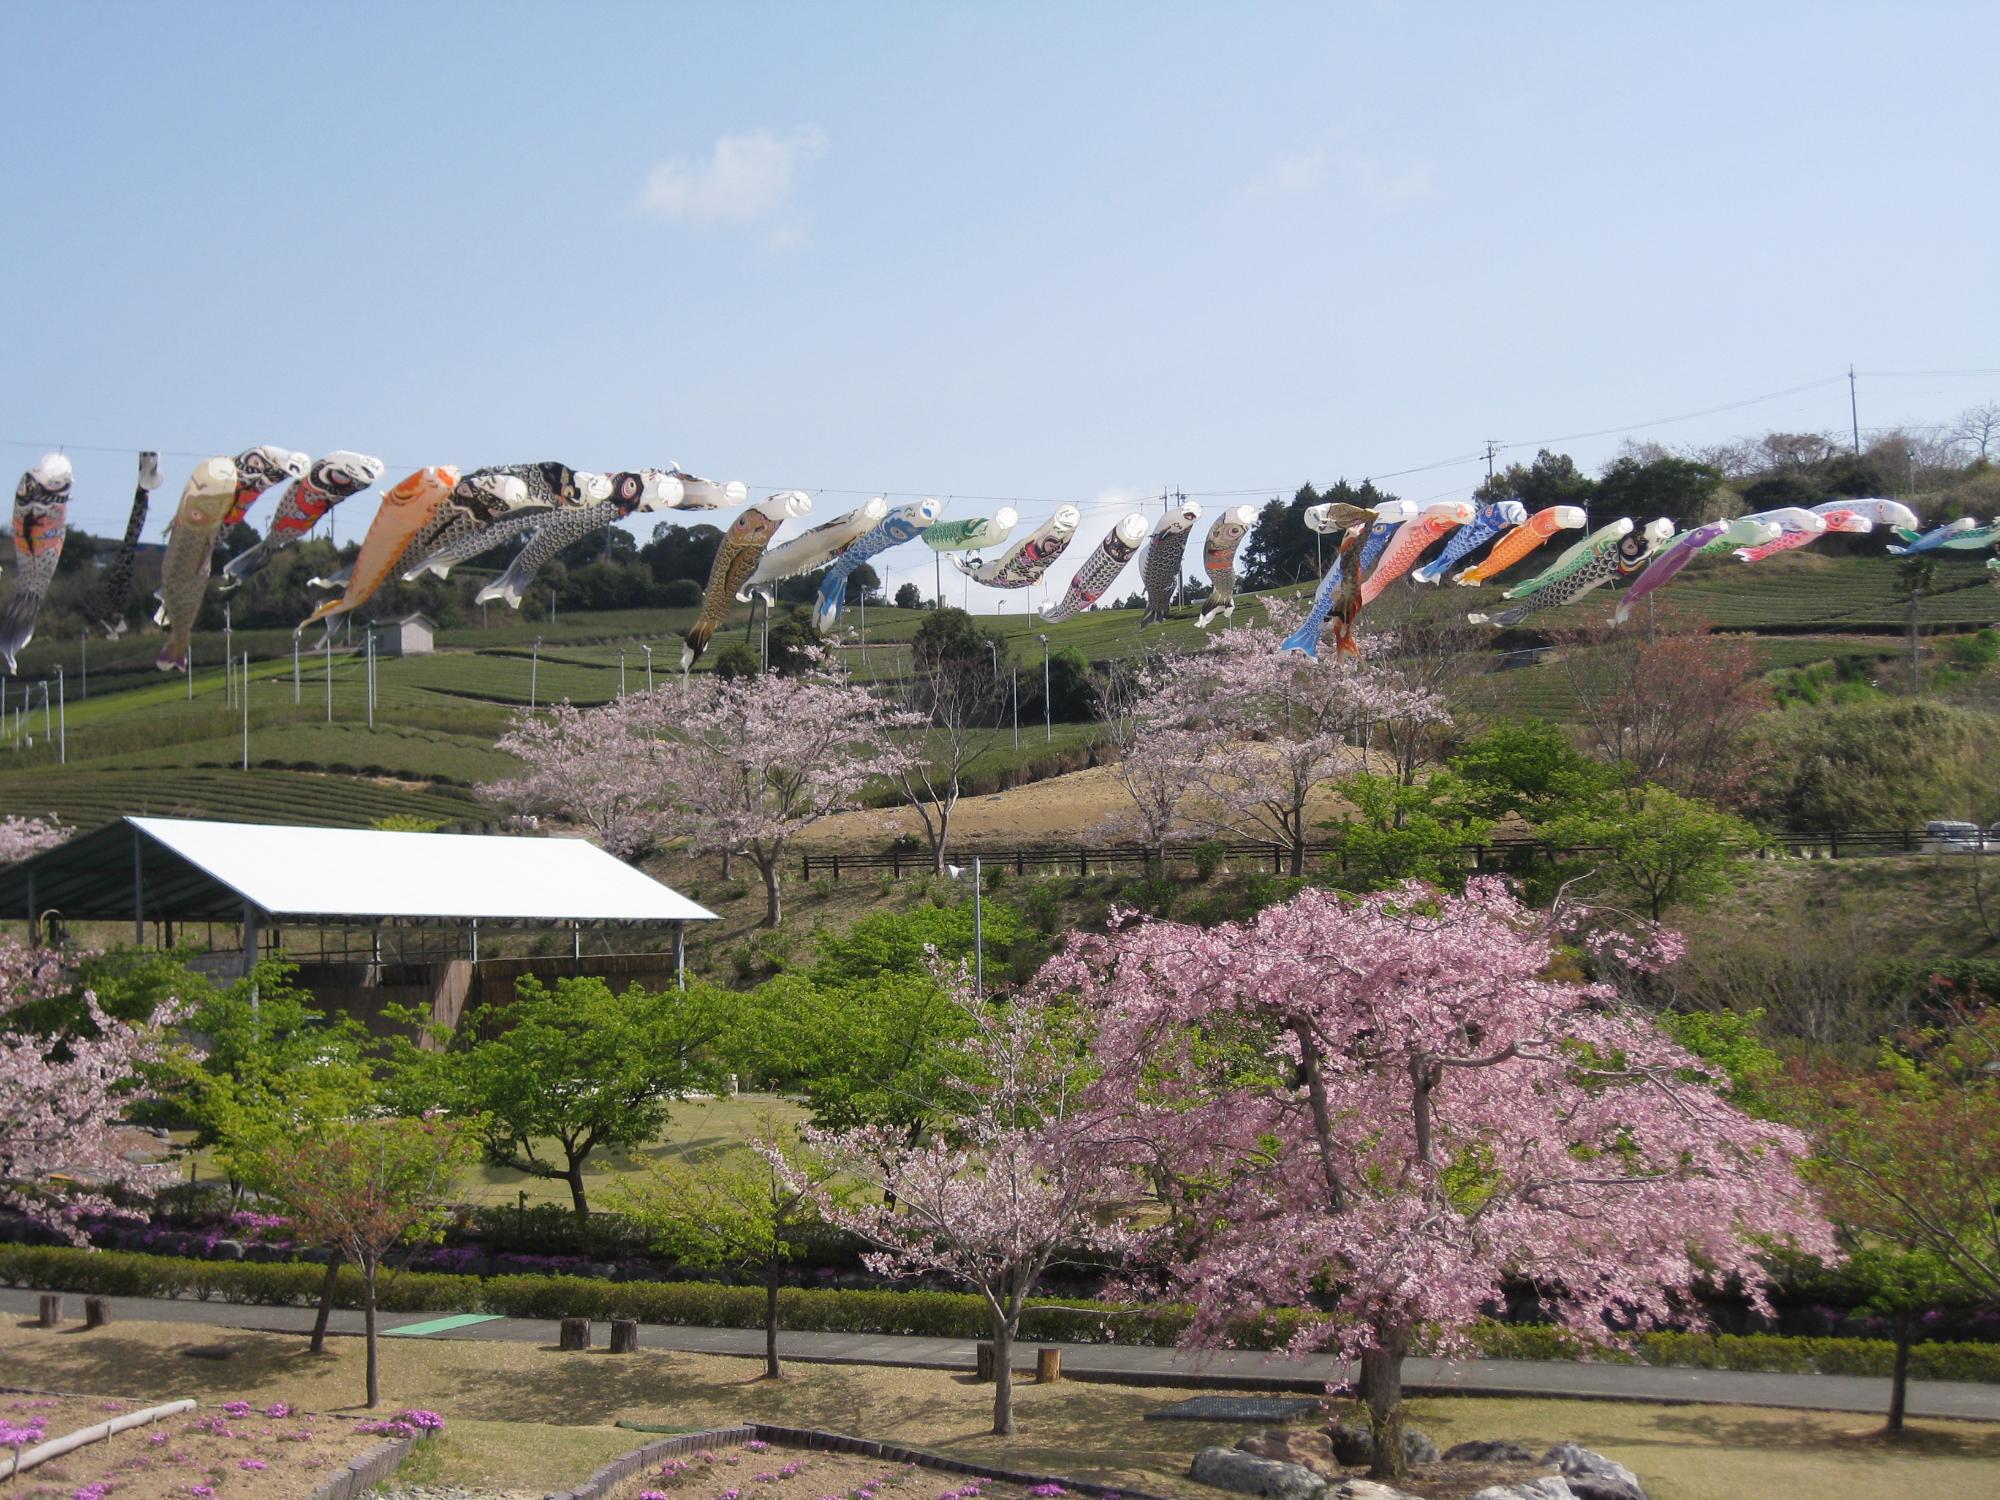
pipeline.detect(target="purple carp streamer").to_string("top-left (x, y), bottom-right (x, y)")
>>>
top-left (87, 451), bottom-right (163, 637)
top-left (155, 457), bottom-right (240, 672)
top-left (1040, 512), bottom-right (1149, 625)
top-left (0, 455), bottom-right (74, 673)
top-left (684, 491), bottom-right (816, 667)
top-left (741, 495), bottom-right (881, 603)
top-left (220, 450), bottom-right (384, 589)
top-left (1139, 501), bottom-right (1202, 627)
top-left (1196, 504), bottom-right (1257, 626)
top-left (953, 505), bottom-right (1081, 587)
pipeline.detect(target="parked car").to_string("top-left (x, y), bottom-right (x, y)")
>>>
top-left (1924, 820), bottom-right (1990, 853)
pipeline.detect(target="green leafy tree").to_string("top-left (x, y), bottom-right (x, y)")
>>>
top-left (1543, 786), bottom-right (1761, 921)
top-left (893, 581), bottom-right (923, 610)
top-left (1476, 449), bottom-right (1596, 511)
top-left (1327, 770), bottom-right (1494, 892)
top-left (1798, 1000), bottom-right (2000, 1431)
top-left (1446, 720), bottom-right (1617, 824)
top-left (612, 1118), bottom-right (843, 1378)
top-left (1748, 698), bottom-right (2000, 830)
top-left (226, 1114), bottom-right (475, 1407)
top-left (1594, 454), bottom-right (1724, 531)
top-left (393, 976), bottom-right (725, 1218)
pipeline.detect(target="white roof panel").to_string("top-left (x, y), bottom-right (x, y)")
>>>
top-left (127, 817), bottom-right (716, 923)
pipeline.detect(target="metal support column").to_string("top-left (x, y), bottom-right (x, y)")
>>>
top-left (132, 828), bottom-right (145, 945)
top-left (674, 921), bottom-right (686, 991)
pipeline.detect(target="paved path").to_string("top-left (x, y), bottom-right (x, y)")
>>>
top-left (7, 1287), bottom-right (1998, 1422)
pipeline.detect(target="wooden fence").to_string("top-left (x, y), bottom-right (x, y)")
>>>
top-left (801, 827), bottom-right (1950, 882)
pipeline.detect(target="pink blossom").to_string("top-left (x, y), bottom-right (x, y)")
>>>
top-left (1060, 879), bottom-right (1835, 1431)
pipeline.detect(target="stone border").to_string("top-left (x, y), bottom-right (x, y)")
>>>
top-left (546, 1423), bottom-right (1177, 1500)
top-left (303, 1432), bottom-right (420, 1500)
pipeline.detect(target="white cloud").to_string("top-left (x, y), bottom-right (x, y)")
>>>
top-left (636, 127), bottom-right (828, 224)
top-left (1243, 139), bottom-right (1433, 204)
top-left (1244, 147), bottom-right (1328, 200)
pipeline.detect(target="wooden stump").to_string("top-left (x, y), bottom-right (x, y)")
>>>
top-left (36, 1293), bottom-right (63, 1328)
top-left (559, 1317), bottom-right (592, 1351)
top-left (609, 1319), bottom-right (639, 1353)
top-left (973, 1341), bottom-right (995, 1381)
top-left (1035, 1347), bottom-right (1062, 1384)
top-left (84, 1297), bottom-right (111, 1330)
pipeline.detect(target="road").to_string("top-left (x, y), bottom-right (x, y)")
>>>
top-left (7, 1287), bottom-right (1997, 1421)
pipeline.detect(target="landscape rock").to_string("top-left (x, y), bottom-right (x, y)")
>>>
top-left (1470, 1481), bottom-right (1576, 1500)
top-left (1190, 1444), bottom-right (1329, 1500)
top-left (1541, 1444), bottom-right (1647, 1500)
top-left (1329, 1420), bottom-right (1438, 1469)
top-left (1444, 1440), bottom-right (1537, 1464)
top-left (1238, 1427), bottom-right (1338, 1477)
top-left (207, 1238), bottom-right (244, 1261)
top-left (1327, 1481), bottom-right (1424, 1500)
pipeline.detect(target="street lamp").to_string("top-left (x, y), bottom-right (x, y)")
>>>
top-left (640, 643), bottom-right (654, 693)
top-left (1036, 634), bottom-right (1050, 743)
top-left (530, 636), bottom-right (542, 711)
top-left (943, 858), bottom-right (984, 997)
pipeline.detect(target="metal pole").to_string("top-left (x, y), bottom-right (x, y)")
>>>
top-left (619, 651), bottom-right (626, 697)
top-left (55, 667), bottom-right (64, 764)
top-left (293, 636), bottom-right (300, 704)
top-left (1039, 634), bottom-right (1050, 743)
top-left (1011, 666), bottom-right (1018, 750)
top-left (642, 644), bottom-right (653, 693)
top-left (366, 627), bottom-right (375, 730)
top-left (972, 855), bottom-right (983, 998)
top-left (761, 603), bottom-right (770, 673)
top-left (41, 681), bottom-right (50, 736)
top-left (1849, 364), bottom-right (1861, 454)
top-left (132, 827), bottom-right (145, 946)
top-left (530, 638), bottom-right (540, 710)
top-left (324, 632), bottom-right (332, 722)
top-left (241, 652), bottom-right (249, 769)
top-left (79, 629), bottom-right (86, 700)
top-left (224, 605), bottom-right (233, 707)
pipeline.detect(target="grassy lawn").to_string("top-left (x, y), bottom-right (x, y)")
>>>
top-left (2, 1318), bottom-right (1996, 1499)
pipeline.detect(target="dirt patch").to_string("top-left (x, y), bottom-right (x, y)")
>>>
top-left (801, 763), bottom-right (1364, 851)
top-left (601, 1444), bottom-right (1072, 1500)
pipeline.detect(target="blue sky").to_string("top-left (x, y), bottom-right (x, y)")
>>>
top-left (3, 1), bottom-right (1995, 606)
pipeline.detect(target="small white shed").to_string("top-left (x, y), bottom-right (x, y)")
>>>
top-left (376, 613), bottom-right (437, 657)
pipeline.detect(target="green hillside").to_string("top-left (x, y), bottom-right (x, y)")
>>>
top-left (0, 546), bottom-right (1989, 831)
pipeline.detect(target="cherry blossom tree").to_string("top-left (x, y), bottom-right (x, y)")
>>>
top-left (481, 700), bottom-right (665, 860)
top-left (1092, 653), bottom-right (1219, 871)
top-left (1054, 881), bottom-right (1833, 1479)
top-left (771, 970), bottom-right (1128, 1436)
top-left (0, 814), bottom-right (69, 866)
top-left (227, 1113), bottom-right (476, 1408)
top-left (1133, 608), bottom-right (1449, 875)
top-left (657, 658), bottom-right (917, 926)
top-left (0, 936), bottom-right (187, 1242)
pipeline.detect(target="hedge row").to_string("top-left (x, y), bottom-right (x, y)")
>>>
top-left (7, 1244), bottom-right (1998, 1384)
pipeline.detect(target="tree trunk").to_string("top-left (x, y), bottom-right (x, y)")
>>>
top-left (1888, 1322), bottom-right (1911, 1434)
top-left (764, 1259), bottom-right (782, 1379)
top-left (1360, 1329), bottom-right (1409, 1479)
top-left (309, 1252), bottom-right (342, 1355)
top-left (759, 857), bottom-right (783, 927)
top-left (362, 1254), bottom-right (380, 1409)
top-left (720, 846), bottom-right (734, 880)
top-left (1288, 840), bottom-right (1305, 877)
top-left (566, 1162), bottom-right (591, 1219)
top-left (989, 1312), bottom-right (1016, 1436)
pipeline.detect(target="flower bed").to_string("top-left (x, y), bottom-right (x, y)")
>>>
top-left (0, 1391), bottom-right (424, 1500)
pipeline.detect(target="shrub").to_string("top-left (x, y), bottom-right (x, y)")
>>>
top-left (1190, 840), bottom-right (1227, 883)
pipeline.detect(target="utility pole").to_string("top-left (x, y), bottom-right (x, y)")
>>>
top-left (1849, 365), bottom-right (1861, 454)
top-left (1484, 440), bottom-right (1500, 482)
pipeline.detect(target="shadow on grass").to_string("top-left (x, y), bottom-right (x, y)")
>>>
top-left (1644, 1409), bottom-right (2000, 1461)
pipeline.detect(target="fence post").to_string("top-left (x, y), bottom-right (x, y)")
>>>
top-left (1830, 829), bottom-right (1840, 859)
top-left (1016, 849), bottom-right (1025, 877)
top-left (1272, 845), bottom-right (1282, 874)
top-left (1903, 828), bottom-right (1913, 852)
top-left (892, 848), bottom-right (900, 878)
top-left (1079, 850), bottom-right (1087, 876)
top-left (801, 852), bottom-right (811, 880)
top-left (831, 854), bottom-right (840, 882)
